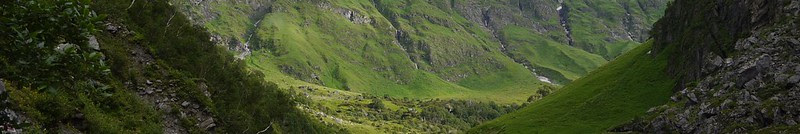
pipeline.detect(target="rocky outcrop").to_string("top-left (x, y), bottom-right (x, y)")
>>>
top-left (106, 21), bottom-right (217, 133)
top-left (172, 0), bottom-right (274, 58)
top-left (615, 0), bottom-right (800, 132)
top-left (317, 3), bottom-right (372, 24)
top-left (557, 0), bottom-right (574, 46)
top-left (650, 0), bottom-right (787, 89)
top-left (1, 80), bottom-right (30, 134)
top-left (448, 0), bottom-right (562, 42)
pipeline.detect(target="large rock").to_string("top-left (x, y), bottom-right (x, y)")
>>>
top-left (788, 75), bottom-right (800, 84)
top-left (88, 36), bottom-right (100, 50)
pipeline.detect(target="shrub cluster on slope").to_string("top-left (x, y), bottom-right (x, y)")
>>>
top-left (1, 0), bottom-right (338, 133)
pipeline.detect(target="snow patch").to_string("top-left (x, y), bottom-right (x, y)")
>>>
top-left (537, 76), bottom-right (554, 84)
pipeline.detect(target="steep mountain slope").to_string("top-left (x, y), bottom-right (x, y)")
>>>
top-left (170, 0), bottom-right (667, 102)
top-left (475, 0), bottom-right (800, 133)
top-left (171, 0), bottom-right (541, 103)
top-left (1, 0), bottom-right (336, 133)
top-left (615, 0), bottom-right (800, 133)
top-left (468, 41), bottom-right (675, 133)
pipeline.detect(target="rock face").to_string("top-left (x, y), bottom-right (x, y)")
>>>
top-left (436, 0), bottom-right (668, 57)
top-left (173, 0), bottom-right (273, 58)
top-left (650, 0), bottom-right (789, 90)
top-left (1, 80), bottom-right (30, 134)
top-left (615, 0), bottom-right (800, 132)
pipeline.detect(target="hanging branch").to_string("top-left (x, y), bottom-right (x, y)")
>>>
top-left (126, 0), bottom-right (136, 10)
top-left (255, 121), bottom-right (274, 134)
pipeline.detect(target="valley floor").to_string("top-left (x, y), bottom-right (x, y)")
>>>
top-left (246, 53), bottom-right (534, 133)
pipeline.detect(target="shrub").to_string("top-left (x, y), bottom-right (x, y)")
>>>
top-left (0, 0), bottom-right (109, 92)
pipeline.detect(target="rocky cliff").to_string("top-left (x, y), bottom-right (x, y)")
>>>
top-left (615, 0), bottom-right (800, 132)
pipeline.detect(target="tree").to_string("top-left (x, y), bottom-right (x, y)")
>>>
top-left (368, 98), bottom-right (385, 110)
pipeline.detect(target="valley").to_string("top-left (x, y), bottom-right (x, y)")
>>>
top-left (171, 0), bottom-right (667, 101)
top-left (169, 0), bottom-right (668, 133)
top-left (4, 0), bottom-right (799, 133)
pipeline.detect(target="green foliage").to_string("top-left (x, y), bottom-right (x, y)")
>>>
top-left (0, 0), bottom-right (109, 92)
top-left (526, 85), bottom-right (557, 103)
top-left (470, 41), bottom-right (676, 133)
top-left (367, 98), bottom-right (385, 110)
top-left (90, 0), bottom-right (338, 133)
top-left (0, 0), bottom-right (163, 132)
top-left (295, 87), bottom-right (521, 133)
top-left (0, 0), bottom-right (338, 133)
top-left (8, 84), bottom-right (163, 133)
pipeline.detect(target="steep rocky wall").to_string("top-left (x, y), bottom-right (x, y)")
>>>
top-left (616, 0), bottom-right (800, 132)
top-left (651, 0), bottom-right (787, 89)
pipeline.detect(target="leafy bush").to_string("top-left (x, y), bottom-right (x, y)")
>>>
top-left (0, 0), bottom-right (336, 133)
top-left (368, 98), bottom-right (385, 110)
top-left (91, 0), bottom-right (337, 133)
top-left (0, 0), bottom-right (109, 92)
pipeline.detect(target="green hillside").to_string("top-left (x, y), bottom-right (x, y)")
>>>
top-left (173, 0), bottom-right (549, 103)
top-left (469, 41), bottom-right (675, 133)
top-left (500, 26), bottom-right (608, 83)
top-left (565, 0), bottom-right (667, 58)
top-left (170, 0), bottom-right (667, 103)
top-left (13, 0), bottom-right (800, 133)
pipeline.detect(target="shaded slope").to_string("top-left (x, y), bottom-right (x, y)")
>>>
top-left (1, 0), bottom-right (337, 133)
top-left (469, 41), bottom-right (675, 133)
top-left (615, 0), bottom-right (800, 132)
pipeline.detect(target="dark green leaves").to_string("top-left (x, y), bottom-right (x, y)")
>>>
top-left (0, 0), bottom-right (107, 92)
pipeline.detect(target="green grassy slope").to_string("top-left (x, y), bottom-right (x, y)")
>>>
top-left (170, 0), bottom-right (667, 103)
top-left (247, 55), bottom-right (524, 133)
top-left (469, 41), bottom-right (675, 133)
top-left (199, 0), bottom-right (550, 103)
top-left (565, 0), bottom-right (667, 59)
top-left (501, 26), bottom-right (608, 83)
